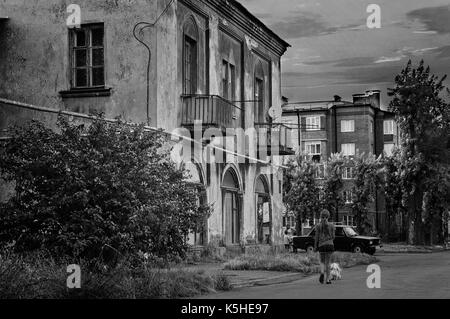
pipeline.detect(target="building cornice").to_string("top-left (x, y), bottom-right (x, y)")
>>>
top-left (197, 0), bottom-right (290, 57)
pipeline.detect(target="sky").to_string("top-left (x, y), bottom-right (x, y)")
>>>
top-left (240, 0), bottom-right (450, 107)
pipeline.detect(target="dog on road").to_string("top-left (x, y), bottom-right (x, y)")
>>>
top-left (330, 263), bottom-right (342, 280)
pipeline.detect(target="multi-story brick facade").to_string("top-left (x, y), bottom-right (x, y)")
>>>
top-left (282, 90), bottom-right (400, 233)
top-left (0, 0), bottom-right (293, 252)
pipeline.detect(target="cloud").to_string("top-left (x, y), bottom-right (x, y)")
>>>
top-left (432, 45), bottom-right (450, 59)
top-left (407, 5), bottom-right (450, 34)
top-left (282, 63), bottom-right (407, 89)
top-left (413, 30), bottom-right (438, 35)
top-left (268, 12), bottom-right (361, 39)
top-left (372, 47), bottom-right (439, 64)
top-left (302, 57), bottom-right (376, 67)
top-left (374, 56), bottom-right (404, 64)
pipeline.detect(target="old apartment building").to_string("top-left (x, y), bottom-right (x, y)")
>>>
top-left (0, 0), bottom-right (293, 250)
top-left (282, 90), bottom-right (400, 233)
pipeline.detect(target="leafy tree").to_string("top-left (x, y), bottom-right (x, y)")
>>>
top-left (381, 149), bottom-right (408, 241)
top-left (388, 60), bottom-right (450, 244)
top-left (284, 155), bottom-right (321, 235)
top-left (349, 153), bottom-right (382, 235)
top-left (422, 164), bottom-right (450, 245)
top-left (322, 154), bottom-right (345, 222)
top-left (0, 116), bottom-right (210, 262)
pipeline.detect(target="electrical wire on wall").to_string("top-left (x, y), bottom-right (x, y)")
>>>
top-left (133, 0), bottom-right (175, 125)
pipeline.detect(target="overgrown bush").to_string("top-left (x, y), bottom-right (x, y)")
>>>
top-left (0, 251), bottom-right (229, 299)
top-left (0, 116), bottom-right (210, 262)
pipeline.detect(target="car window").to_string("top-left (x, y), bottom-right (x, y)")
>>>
top-left (308, 229), bottom-right (316, 237)
top-left (335, 227), bottom-right (345, 237)
top-left (344, 227), bottom-right (358, 237)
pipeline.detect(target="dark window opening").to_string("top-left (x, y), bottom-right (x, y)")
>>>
top-left (222, 60), bottom-right (236, 102)
top-left (254, 61), bottom-right (265, 124)
top-left (183, 35), bottom-right (197, 95)
top-left (70, 24), bottom-right (105, 89)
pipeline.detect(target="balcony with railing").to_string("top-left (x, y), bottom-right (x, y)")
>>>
top-left (181, 95), bottom-right (242, 133)
top-left (254, 123), bottom-right (295, 156)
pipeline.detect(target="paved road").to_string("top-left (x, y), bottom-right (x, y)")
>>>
top-left (202, 252), bottom-right (450, 299)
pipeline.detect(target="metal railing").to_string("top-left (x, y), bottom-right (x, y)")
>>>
top-left (181, 95), bottom-right (242, 130)
top-left (254, 123), bottom-right (294, 154)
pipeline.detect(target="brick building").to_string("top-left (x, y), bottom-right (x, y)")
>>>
top-left (282, 90), bottom-right (400, 233)
top-left (0, 0), bottom-right (293, 252)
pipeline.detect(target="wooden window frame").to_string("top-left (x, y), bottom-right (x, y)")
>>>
top-left (342, 143), bottom-right (356, 157)
top-left (305, 141), bottom-right (321, 155)
top-left (341, 120), bottom-right (355, 133)
top-left (306, 116), bottom-right (321, 131)
top-left (222, 60), bottom-right (236, 101)
top-left (342, 167), bottom-right (354, 180)
top-left (69, 23), bottom-right (105, 90)
top-left (384, 120), bottom-right (394, 135)
top-left (183, 35), bottom-right (198, 95)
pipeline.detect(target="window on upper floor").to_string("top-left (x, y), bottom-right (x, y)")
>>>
top-left (305, 141), bottom-right (321, 155)
top-left (183, 17), bottom-right (199, 95)
top-left (342, 167), bottom-right (355, 180)
top-left (306, 116), bottom-right (321, 131)
top-left (315, 164), bottom-right (326, 179)
top-left (341, 143), bottom-right (356, 157)
top-left (222, 60), bottom-right (236, 102)
top-left (343, 190), bottom-right (354, 204)
top-left (341, 120), bottom-right (355, 133)
top-left (254, 61), bottom-right (265, 124)
top-left (384, 120), bottom-right (394, 135)
top-left (70, 24), bottom-right (105, 89)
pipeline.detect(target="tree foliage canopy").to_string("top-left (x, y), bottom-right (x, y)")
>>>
top-left (0, 116), bottom-right (210, 261)
top-left (387, 60), bottom-right (450, 244)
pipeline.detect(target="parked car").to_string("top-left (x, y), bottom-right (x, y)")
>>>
top-left (293, 224), bottom-right (382, 255)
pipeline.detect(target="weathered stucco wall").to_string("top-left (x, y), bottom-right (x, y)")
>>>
top-left (0, 0), bottom-right (289, 248)
top-left (0, 0), bottom-right (158, 126)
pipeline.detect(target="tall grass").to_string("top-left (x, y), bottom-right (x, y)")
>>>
top-left (224, 252), bottom-right (378, 273)
top-left (0, 252), bottom-right (231, 299)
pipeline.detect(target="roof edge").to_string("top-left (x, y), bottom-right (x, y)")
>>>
top-left (230, 0), bottom-right (291, 49)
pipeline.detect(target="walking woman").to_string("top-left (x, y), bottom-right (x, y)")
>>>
top-left (314, 209), bottom-right (335, 284)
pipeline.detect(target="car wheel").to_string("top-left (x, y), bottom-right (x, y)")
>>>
top-left (306, 245), bottom-right (315, 254)
top-left (367, 248), bottom-right (376, 255)
top-left (353, 245), bottom-right (363, 254)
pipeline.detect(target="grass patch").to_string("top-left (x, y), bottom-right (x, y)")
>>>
top-left (224, 252), bottom-right (378, 274)
top-left (0, 252), bottom-right (232, 299)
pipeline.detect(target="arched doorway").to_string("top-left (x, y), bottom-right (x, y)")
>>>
top-left (222, 168), bottom-right (242, 245)
top-left (255, 175), bottom-right (272, 245)
top-left (186, 162), bottom-right (207, 246)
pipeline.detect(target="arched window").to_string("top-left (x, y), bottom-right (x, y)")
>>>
top-left (254, 61), bottom-right (265, 123)
top-left (183, 17), bottom-right (198, 95)
top-left (255, 175), bottom-right (272, 244)
top-left (255, 175), bottom-right (269, 194)
top-left (222, 168), bottom-right (241, 245)
top-left (223, 168), bottom-right (239, 190)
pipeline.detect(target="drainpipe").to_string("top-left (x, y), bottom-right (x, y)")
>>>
top-left (333, 106), bottom-right (339, 222)
top-left (374, 110), bottom-right (379, 232)
top-left (132, 0), bottom-right (175, 126)
top-left (297, 110), bottom-right (301, 150)
top-left (133, 22), bottom-right (152, 125)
